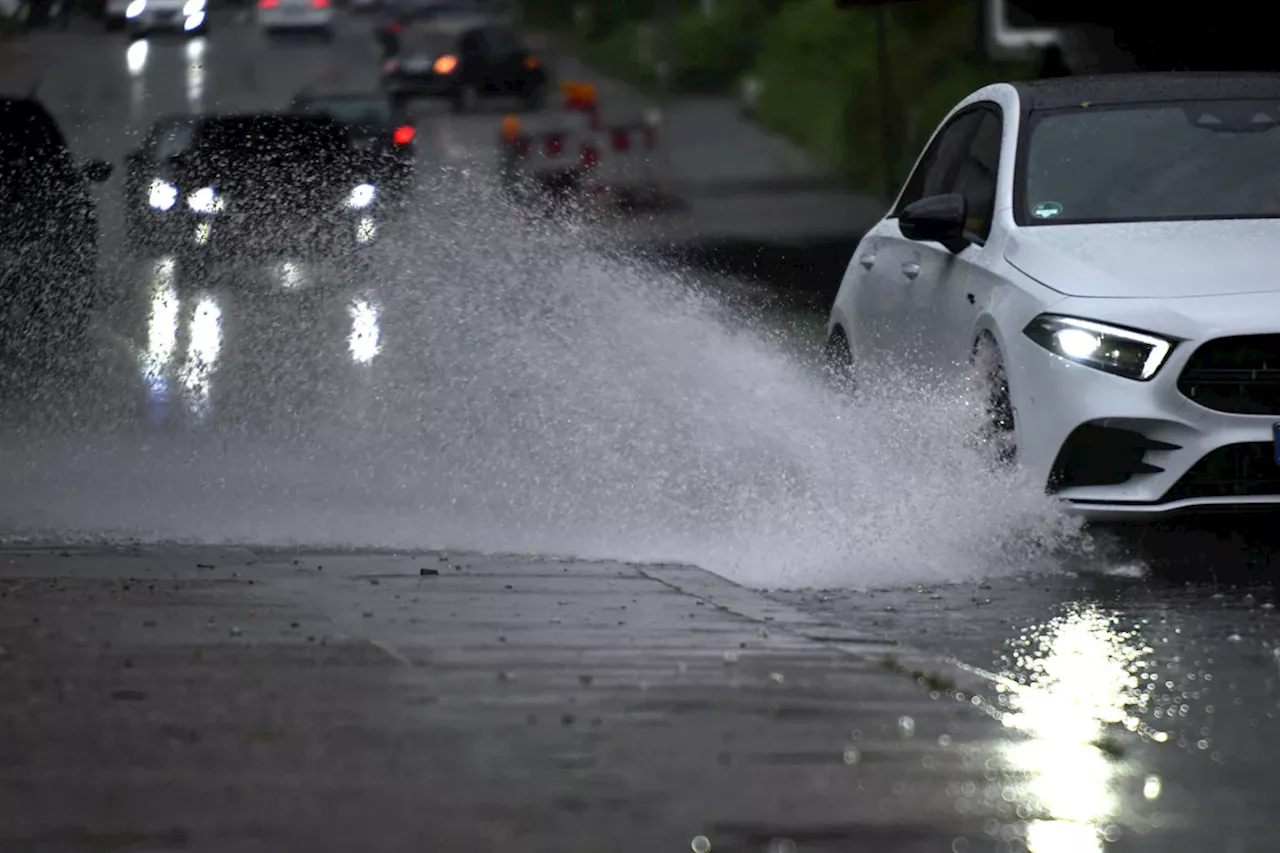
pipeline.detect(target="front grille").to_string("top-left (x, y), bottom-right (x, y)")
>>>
top-left (1162, 442), bottom-right (1280, 501)
top-left (1177, 335), bottom-right (1280, 414)
top-left (1047, 423), bottom-right (1178, 492)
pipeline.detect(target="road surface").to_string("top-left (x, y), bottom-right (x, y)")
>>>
top-left (0, 11), bottom-right (1277, 853)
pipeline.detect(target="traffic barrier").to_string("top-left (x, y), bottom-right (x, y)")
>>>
top-left (497, 82), bottom-right (680, 215)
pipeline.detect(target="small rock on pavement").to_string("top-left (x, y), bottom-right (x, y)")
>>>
top-left (419, 568), bottom-right (439, 576)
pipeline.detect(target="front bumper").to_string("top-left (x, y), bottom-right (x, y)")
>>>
top-left (128, 208), bottom-right (381, 260)
top-left (1008, 325), bottom-right (1280, 520)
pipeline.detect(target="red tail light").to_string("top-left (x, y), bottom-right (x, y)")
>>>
top-left (610, 128), bottom-right (630, 152)
top-left (580, 144), bottom-right (599, 169)
top-left (545, 134), bottom-right (563, 157)
top-left (259, 0), bottom-right (278, 7)
top-left (392, 125), bottom-right (415, 145)
top-left (312, 0), bottom-right (329, 6)
top-left (388, 21), bottom-right (402, 34)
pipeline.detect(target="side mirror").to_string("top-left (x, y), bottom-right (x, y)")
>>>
top-left (899, 192), bottom-right (968, 253)
top-left (82, 159), bottom-right (113, 184)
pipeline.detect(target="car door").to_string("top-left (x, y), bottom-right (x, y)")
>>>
top-left (927, 106), bottom-right (1005, 374)
top-left (853, 108), bottom-right (983, 369)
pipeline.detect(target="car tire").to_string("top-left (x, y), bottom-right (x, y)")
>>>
top-left (823, 327), bottom-right (856, 389)
top-left (972, 332), bottom-right (1017, 466)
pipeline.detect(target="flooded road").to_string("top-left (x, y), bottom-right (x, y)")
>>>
top-left (772, 543), bottom-right (1280, 853)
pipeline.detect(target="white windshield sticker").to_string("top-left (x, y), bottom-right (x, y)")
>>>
top-left (1032, 201), bottom-right (1063, 219)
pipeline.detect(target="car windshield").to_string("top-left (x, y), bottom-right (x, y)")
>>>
top-left (1021, 98), bottom-right (1280, 224)
top-left (192, 117), bottom-right (349, 161)
top-left (401, 26), bottom-right (460, 54)
top-left (295, 97), bottom-right (393, 125)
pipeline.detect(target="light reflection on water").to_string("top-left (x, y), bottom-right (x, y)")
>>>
top-left (979, 605), bottom-right (1164, 851)
top-left (186, 37), bottom-right (206, 110)
top-left (348, 298), bottom-right (380, 364)
top-left (179, 296), bottom-right (222, 418)
top-left (138, 259), bottom-right (224, 421)
top-left (141, 258), bottom-right (179, 417)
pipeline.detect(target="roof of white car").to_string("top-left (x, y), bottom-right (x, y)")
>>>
top-left (1012, 72), bottom-right (1280, 110)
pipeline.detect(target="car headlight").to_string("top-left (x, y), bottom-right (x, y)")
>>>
top-left (347, 183), bottom-right (376, 209)
top-left (1023, 314), bottom-right (1174, 381)
top-left (148, 178), bottom-right (177, 211)
top-left (183, 0), bottom-right (204, 14)
top-left (126, 0), bottom-right (146, 17)
top-left (187, 186), bottom-right (224, 214)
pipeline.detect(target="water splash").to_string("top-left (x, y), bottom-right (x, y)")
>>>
top-left (0, 175), bottom-right (1087, 588)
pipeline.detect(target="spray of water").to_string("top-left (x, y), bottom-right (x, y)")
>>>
top-left (0, 174), bottom-right (1089, 588)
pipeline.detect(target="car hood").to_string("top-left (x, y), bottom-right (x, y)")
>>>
top-left (1004, 219), bottom-right (1280, 299)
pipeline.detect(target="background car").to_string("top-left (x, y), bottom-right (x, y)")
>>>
top-left (381, 13), bottom-right (548, 112)
top-left (289, 90), bottom-right (417, 207)
top-left (123, 113), bottom-right (379, 263)
top-left (0, 97), bottom-right (111, 358)
top-left (124, 0), bottom-right (209, 36)
top-left (256, 0), bottom-right (335, 39)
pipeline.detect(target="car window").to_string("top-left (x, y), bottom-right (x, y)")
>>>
top-left (0, 100), bottom-right (71, 168)
top-left (950, 108), bottom-right (1002, 241)
top-left (481, 26), bottom-right (519, 56)
top-left (1022, 99), bottom-right (1280, 224)
top-left (402, 26), bottom-right (458, 55)
top-left (459, 28), bottom-right (485, 55)
top-left (893, 109), bottom-right (983, 217)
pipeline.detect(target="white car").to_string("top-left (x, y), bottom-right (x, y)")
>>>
top-left (826, 73), bottom-right (1280, 521)
top-left (123, 0), bottom-right (208, 34)
top-left (256, 0), bottom-right (335, 37)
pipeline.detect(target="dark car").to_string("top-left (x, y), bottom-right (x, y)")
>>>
top-left (381, 14), bottom-right (549, 112)
top-left (289, 91), bottom-right (416, 205)
top-left (0, 97), bottom-right (112, 355)
top-left (123, 114), bottom-right (382, 263)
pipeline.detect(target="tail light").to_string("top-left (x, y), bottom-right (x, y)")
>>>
top-left (392, 125), bottom-right (415, 145)
top-left (545, 134), bottom-right (562, 157)
top-left (523, 56), bottom-right (539, 70)
top-left (433, 54), bottom-right (458, 74)
top-left (312, 0), bottom-right (329, 6)
top-left (610, 128), bottom-right (630, 152)
top-left (388, 21), bottom-right (402, 34)
top-left (259, 0), bottom-right (278, 7)
top-left (580, 144), bottom-right (599, 169)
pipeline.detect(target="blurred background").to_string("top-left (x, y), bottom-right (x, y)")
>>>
top-left (8, 0), bottom-right (1261, 308)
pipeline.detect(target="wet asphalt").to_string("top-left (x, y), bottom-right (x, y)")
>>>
top-left (2, 10), bottom-right (1280, 853)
